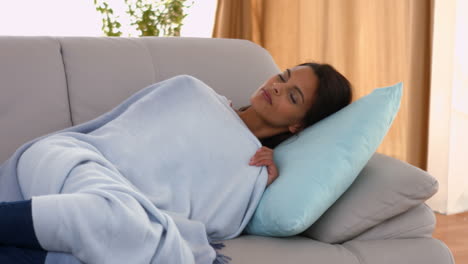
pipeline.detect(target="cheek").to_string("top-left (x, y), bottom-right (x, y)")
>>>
top-left (280, 102), bottom-right (309, 122)
top-left (250, 90), bottom-right (263, 104)
top-left (251, 85), bottom-right (265, 98)
top-left (275, 103), bottom-right (301, 121)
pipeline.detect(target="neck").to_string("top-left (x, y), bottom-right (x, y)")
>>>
top-left (237, 107), bottom-right (287, 140)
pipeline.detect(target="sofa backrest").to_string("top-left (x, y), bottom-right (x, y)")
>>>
top-left (0, 36), bottom-right (280, 164)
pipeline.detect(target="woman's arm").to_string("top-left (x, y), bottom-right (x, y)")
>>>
top-left (249, 146), bottom-right (279, 186)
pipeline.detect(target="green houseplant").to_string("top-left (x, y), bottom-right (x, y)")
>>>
top-left (93, 0), bottom-right (193, 37)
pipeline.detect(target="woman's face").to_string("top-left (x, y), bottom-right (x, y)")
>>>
top-left (250, 65), bottom-right (318, 133)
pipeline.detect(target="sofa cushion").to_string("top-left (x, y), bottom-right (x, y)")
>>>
top-left (353, 203), bottom-right (436, 241)
top-left (245, 83), bottom-right (402, 236)
top-left (342, 238), bottom-right (454, 264)
top-left (58, 37), bottom-right (156, 125)
top-left (302, 153), bottom-right (438, 243)
top-left (220, 235), bottom-right (453, 264)
top-left (140, 37), bottom-right (280, 109)
top-left (223, 236), bottom-right (359, 263)
top-left (0, 36), bottom-right (71, 164)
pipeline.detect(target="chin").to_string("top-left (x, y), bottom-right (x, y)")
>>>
top-left (249, 94), bottom-right (259, 106)
top-left (250, 96), bottom-right (262, 109)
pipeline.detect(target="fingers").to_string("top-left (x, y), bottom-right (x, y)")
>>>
top-left (250, 158), bottom-right (271, 166)
top-left (248, 148), bottom-right (280, 186)
top-left (250, 153), bottom-right (272, 163)
top-left (249, 147), bottom-right (273, 165)
top-left (251, 159), bottom-right (278, 176)
top-left (250, 159), bottom-right (274, 166)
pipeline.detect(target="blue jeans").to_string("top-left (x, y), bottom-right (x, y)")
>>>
top-left (0, 200), bottom-right (47, 264)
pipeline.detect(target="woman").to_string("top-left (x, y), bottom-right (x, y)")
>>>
top-left (245, 62), bottom-right (352, 186)
top-left (0, 62), bottom-right (352, 263)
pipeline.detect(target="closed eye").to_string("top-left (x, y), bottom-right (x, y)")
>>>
top-left (290, 93), bottom-right (297, 104)
top-left (278, 74), bottom-right (286, 82)
top-left (278, 73), bottom-right (298, 104)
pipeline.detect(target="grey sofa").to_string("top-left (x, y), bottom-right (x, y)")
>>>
top-left (0, 36), bottom-right (454, 263)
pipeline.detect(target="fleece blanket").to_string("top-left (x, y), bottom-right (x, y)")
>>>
top-left (0, 75), bottom-right (267, 264)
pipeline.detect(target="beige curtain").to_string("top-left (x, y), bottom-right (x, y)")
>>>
top-left (212, 0), bottom-right (263, 44)
top-left (213, 0), bottom-right (433, 170)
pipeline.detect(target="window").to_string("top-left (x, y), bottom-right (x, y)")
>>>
top-left (0, 0), bottom-right (217, 37)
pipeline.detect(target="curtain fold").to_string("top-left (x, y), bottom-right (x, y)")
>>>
top-left (213, 0), bottom-right (432, 169)
top-left (212, 0), bottom-right (263, 44)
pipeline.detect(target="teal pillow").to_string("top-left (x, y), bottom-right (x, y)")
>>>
top-left (245, 83), bottom-right (403, 237)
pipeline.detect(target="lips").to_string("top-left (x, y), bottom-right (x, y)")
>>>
top-left (262, 89), bottom-right (272, 105)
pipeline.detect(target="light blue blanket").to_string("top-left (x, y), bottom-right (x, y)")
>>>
top-left (0, 75), bottom-right (267, 264)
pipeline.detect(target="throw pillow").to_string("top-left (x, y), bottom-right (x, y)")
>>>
top-left (245, 83), bottom-right (403, 237)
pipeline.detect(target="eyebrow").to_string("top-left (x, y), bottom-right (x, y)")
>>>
top-left (287, 69), bottom-right (305, 104)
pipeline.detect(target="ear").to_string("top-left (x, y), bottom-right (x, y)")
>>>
top-left (288, 122), bottom-right (304, 134)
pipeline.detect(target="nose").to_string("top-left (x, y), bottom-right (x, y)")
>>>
top-left (273, 83), bottom-right (281, 95)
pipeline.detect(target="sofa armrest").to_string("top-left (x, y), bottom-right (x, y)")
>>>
top-left (302, 152), bottom-right (438, 243)
top-left (353, 203), bottom-right (435, 241)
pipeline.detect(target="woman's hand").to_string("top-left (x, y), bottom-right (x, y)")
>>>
top-left (249, 146), bottom-right (279, 187)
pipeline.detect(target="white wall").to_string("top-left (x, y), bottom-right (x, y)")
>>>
top-left (427, 0), bottom-right (468, 215)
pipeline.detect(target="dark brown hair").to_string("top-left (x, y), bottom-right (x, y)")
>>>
top-left (240, 62), bottom-right (353, 148)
